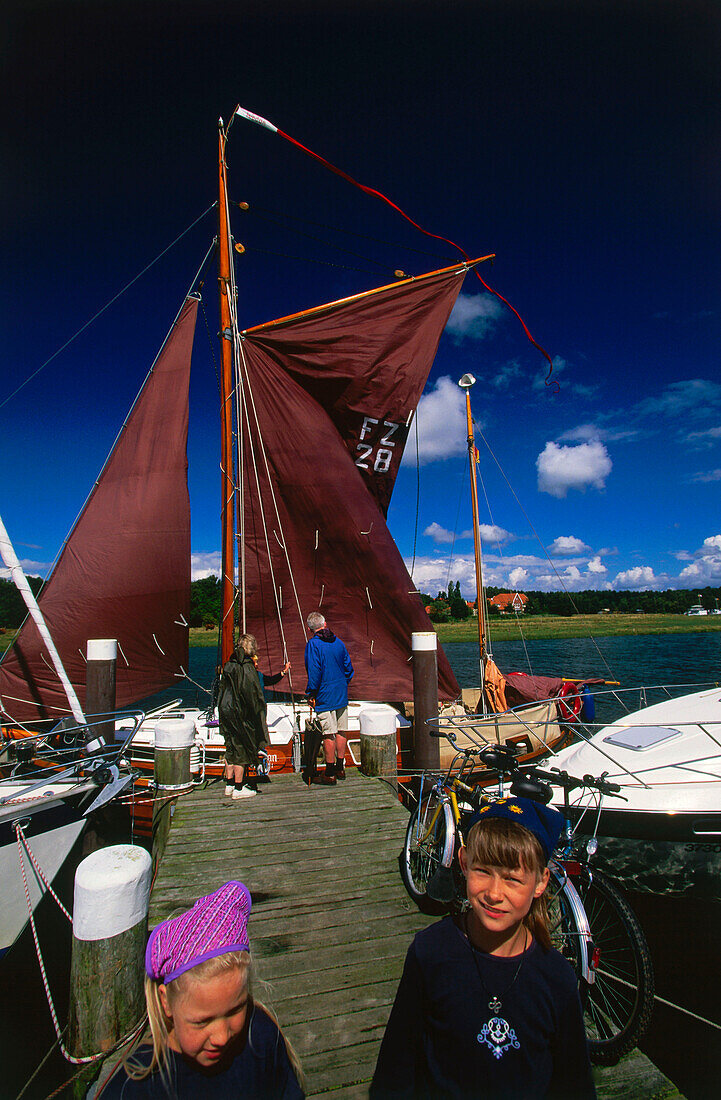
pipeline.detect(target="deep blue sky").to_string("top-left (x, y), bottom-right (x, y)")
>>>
top-left (3, 0), bottom-right (720, 599)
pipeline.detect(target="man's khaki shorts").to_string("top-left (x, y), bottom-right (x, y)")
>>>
top-left (317, 707), bottom-right (349, 738)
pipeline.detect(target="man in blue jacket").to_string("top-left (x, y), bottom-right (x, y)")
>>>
top-left (304, 611), bottom-right (354, 785)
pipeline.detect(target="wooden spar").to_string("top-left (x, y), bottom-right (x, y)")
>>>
top-left (462, 378), bottom-right (487, 708)
top-left (218, 119), bottom-right (236, 667)
top-left (241, 256), bottom-right (495, 335)
top-left (0, 512), bottom-right (86, 725)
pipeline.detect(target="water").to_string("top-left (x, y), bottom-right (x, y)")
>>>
top-left (7, 633), bottom-right (720, 1098)
top-left (140, 631), bottom-right (721, 713)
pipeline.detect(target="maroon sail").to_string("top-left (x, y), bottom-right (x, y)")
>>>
top-left (0, 297), bottom-right (198, 723)
top-left (240, 263), bottom-right (471, 700)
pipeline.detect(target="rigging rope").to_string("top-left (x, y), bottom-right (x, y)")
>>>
top-left (224, 217), bottom-right (307, 691)
top-left (409, 410), bottom-right (420, 582)
top-left (14, 823), bottom-right (146, 1066)
top-left (238, 201), bottom-right (456, 264)
top-left (232, 108), bottom-right (557, 388)
top-left (243, 244), bottom-right (379, 276)
top-left (0, 203), bottom-right (217, 411)
top-left (474, 424), bottom-right (621, 688)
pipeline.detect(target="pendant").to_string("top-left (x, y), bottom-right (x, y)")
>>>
top-left (477, 1015), bottom-right (521, 1060)
top-left (488, 996), bottom-right (502, 1013)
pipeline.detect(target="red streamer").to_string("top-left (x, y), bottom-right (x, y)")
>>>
top-left (276, 126), bottom-right (558, 392)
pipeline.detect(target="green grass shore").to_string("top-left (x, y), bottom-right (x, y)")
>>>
top-left (2, 613), bottom-right (720, 656)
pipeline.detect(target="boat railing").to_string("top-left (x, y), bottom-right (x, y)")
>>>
top-left (1, 710), bottom-right (145, 790)
top-left (432, 683), bottom-right (721, 788)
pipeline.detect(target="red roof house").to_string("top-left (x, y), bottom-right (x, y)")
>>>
top-left (489, 592), bottom-right (528, 614)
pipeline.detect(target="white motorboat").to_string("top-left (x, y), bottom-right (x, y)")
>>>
top-left (550, 685), bottom-right (721, 898)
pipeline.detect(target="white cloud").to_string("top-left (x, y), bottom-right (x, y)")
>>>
top-left (687, 425), bottom-right (721, 447)
top-left (490, 360), bottom-right (524, 391)
top-left (0, 559), bottom-right (48, 580)
top-left (636, 379), bottom-right (721, 420)
top-left (191, 551), bottom-right (221, 580)
top-left (536, 440), bottom-right (612, 498)
top-left (689, 468), bottom-right (721, 483)
top-left (408, 376), bottom-right (469, 464)
top-left (558, 422), bottom-right (637, 444)
top-left (614, 566), bottom-right (660, 590)
top-left (587, 556), bottom-right (607, 575)
top-left (423, 522), bottom-right (512, 546)
top-left (508, 567), bottom-right (529, 588)
top-left (445, 293), bottom-right (504, 341)
top-left (407, 555), bottom-right (478, 596)
top-left (548, 535), bottom-right (591, 556)
top-left (678, 534), bottom-right (721, 584)
top-left (423, 523), bottom-right (456, 544)
top-left (479, 524), bottom-right (513, 545)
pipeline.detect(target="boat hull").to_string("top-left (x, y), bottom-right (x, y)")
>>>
top-left (551, 685), bottom-right (721, 899)
top-left (0, 783), bottom-right (94, 955)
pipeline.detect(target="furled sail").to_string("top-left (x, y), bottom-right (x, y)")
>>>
top-left (0, 297), bottom-right (198, 723)
top-left (240, 263), bottom-right (473, 700)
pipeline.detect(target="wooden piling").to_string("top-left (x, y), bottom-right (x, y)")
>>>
top-left (68, 844), bottom-right (152, 1058)
top-left (411, 631), bottom-right (440, 770)
top-left (85, 638), bottom-right (117, 747)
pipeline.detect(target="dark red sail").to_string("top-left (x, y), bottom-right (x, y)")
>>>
top-left (0, 297), bottom-right (197, 723)
top-left (240, 264), bottom-right (471, 700)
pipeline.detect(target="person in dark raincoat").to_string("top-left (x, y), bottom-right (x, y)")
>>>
top-left (218, 634), bottom-right (269, 801)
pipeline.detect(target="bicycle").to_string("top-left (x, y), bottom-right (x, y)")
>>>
top-left (400, 734), bottom-right (655, 1066)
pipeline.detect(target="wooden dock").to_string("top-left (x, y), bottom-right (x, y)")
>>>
top-left (149, 772), bottom-right (684, 1099)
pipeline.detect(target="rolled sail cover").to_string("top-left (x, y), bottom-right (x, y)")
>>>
top-left (240, 263), bottom-right (472, 700)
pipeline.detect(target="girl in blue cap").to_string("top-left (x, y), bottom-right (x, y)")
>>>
top-left (371, 796), bottom-right (596, 1099)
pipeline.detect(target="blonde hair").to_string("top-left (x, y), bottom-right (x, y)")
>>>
top-left (123, 951), bottom-right (304, 1089)
top-left (465, 817), bottom-right (551, 950)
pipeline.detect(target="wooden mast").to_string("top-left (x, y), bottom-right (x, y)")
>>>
top-left (460, 374), bottom-right (487, 710)
top-left (218, 118), bottom-right (236, 668)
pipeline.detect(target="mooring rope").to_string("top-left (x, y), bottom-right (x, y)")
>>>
top-left (14, 823), bottom-right (146, 1066)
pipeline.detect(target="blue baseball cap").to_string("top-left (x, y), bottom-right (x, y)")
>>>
top-left (467, 796), bottom-right (564, 861)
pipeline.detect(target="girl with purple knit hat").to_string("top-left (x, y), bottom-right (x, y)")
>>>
top-left (102, 881), bottom-right (303, 1098)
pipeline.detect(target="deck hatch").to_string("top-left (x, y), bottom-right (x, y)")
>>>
top-left (603, 725), bottom-right (682, 751)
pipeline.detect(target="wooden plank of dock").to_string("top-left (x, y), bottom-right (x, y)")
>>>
top-left (149, 772), bottom-right (684, 1099)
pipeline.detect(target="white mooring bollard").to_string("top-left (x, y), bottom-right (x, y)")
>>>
top-left (411, 630), bottom-right (440, 771)
top-left (68, 844), bottom-right (152, 1057)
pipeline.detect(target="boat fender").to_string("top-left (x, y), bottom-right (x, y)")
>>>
top-left (580, 684), bottom-right (595, 723)
top-left (558, 681), bottom-right (583, 722)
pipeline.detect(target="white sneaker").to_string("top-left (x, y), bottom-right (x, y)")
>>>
top-left (225, 785), bottom-right (234, 797)
top-left (232, 786), bottom-right (257, 799)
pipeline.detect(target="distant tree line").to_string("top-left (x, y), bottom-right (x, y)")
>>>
top-left (0, 576), bottom-right (44, 630)
top-left (2, 576), bottom-right (718, 632)
top-left (417, 582), bottom-right (721, 621)
top-left (510, 586), bottom-right (721, 616)
top-left (190, 575), bottom-right (222, 628)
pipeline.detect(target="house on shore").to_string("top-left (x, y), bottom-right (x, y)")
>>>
top-left (489, 591), bottom-right (528, 614)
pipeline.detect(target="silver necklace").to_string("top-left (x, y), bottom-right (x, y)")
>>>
top-left (464, 916), bottom-right (527, 1060)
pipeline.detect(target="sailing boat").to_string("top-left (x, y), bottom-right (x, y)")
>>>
top-left (0, 109), bottom-right (595, 792)
top-left (0, 515), bottom-right (140, 955)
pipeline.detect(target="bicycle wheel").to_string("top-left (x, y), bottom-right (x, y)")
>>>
top-left (549, 866), bottom-right (655, 1065)
top-left (400, 790), bottom-right (455, 915)
top-left (576, 868), bottom-right (655, 1064)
